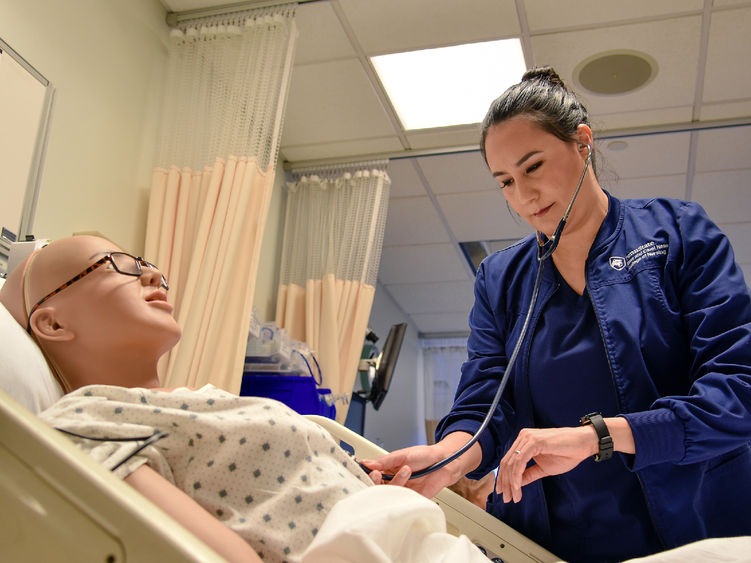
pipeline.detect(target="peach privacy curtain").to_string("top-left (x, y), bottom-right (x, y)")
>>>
top-left (275, 165), bottom-right (390, 422)
top-left (144, 6), bottom-right (297, 392)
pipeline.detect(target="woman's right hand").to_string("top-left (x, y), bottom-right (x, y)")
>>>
top-left (360, 432), bottom-right (481, 499)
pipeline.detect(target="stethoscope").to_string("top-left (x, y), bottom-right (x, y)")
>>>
top-left (370, 144), bottom-right (593, 481)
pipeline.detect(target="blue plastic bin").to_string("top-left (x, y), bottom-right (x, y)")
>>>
top-left (240, 372), bottom-right (336, 419)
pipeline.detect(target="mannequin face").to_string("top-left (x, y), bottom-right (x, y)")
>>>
top-left (25, 235), bottom-right (181, 358)
top-left (484, 116), bottom-right (595, 238)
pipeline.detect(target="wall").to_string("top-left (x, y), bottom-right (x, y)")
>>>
top-left (363, 283), bottom-right (426, 451)
top-left (253, 170), bottom-right (287, 323)
top-left (0, 0), bottom-right (287, 324)
top-left (0, 0), bottom-right (169, 254)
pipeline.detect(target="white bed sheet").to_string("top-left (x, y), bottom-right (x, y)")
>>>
top-left (624, 536), bottom-right (751, 562)
top-left (303, 485), bottom-right (491, 562)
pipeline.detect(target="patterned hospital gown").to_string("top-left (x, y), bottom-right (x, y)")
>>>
top-left (39, 384), bottom-right (372, 563)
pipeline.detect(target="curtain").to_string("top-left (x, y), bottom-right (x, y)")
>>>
top-left (144, 6), bottom-right (297, 392)
top-left (422, 338), bottom-right (467, 444)
top-left (276, 164), bottom-right (390, 422)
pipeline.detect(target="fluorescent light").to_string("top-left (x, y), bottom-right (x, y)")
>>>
top-left (371, 39), bottom-right (526, 131)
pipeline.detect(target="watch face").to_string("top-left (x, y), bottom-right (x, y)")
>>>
top-left (580, 412), bottom-right (601, 425)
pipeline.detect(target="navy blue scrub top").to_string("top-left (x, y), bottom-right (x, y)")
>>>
top-left (527, 267), bottom-right (663, 562)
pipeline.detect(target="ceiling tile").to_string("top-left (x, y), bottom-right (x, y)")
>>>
top-left (160, 0), bottom-right (223, 10)
top-left (417, 151), bottom-right (498, 194)
top-left (700, 100), bottom-right (751, 122)
top-left (281, 59), bottom-right (397, 147)
top-left (695, 126), bottom-right (751, 172)
top-left (338, 0), bottom-right (520, 55)
top-left (598, 132), bottom-right (691, 179)
top-left (378, 243), bottom-right (470, 285)
top-left (386, 280), bottom-right (476, 314)
top-left (437, 191), bottom-right (533, 242)
top-left (692, 170), bottom-right (751, 224)
top-left (387, 158), bottom-right (429, 197)
top-left (595, 107), bottom-right (695, 132)
top-left (280, 136), bottom-right (403, 162)
top-left (703, 7), bottom-right (751, 102)
top-left (383, 196), bottom-right (451, 246)
top-left (294, 1), bottom-right (356, 64)
top-left (410, 312), bottom-right (471, 335)
top-left (524, 0), bottom-right (703, 31)
top-left (406, 126), bottom-right (483, 151)
top-left (607, 174), bottom-right (689, 201)
top-left (531, 16), bottom-right (702, 116)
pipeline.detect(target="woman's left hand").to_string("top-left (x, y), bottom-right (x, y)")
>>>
top-left (497, 426), bottom-right (598, 503)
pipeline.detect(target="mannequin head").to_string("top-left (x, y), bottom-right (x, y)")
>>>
top-left (0, 235), bottom-right (180, 391)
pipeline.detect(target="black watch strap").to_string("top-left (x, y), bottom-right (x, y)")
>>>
top-left (579, 412), bottom-right (613, 462)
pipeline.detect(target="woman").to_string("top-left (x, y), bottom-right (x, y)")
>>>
top-left (364, 67), bottom-right (751, 561)
top-left (0, 235), bottom-right (485, 563)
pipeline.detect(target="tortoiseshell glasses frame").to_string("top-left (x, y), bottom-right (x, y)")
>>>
top-left (26, 252), bottom-right (168, 333)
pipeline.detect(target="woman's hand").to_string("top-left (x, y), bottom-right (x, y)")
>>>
top-left (360, 432), bottom-right (482, 499)
top-left (498, 418), bottom-right (635, 503)
top-left (362, 443), bottom-right (456, 498)
top-left (498, 426), bottom-right (595, 504)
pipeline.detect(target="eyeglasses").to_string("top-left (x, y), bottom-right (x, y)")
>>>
top-left (26, 252), bottom-right (169, 333)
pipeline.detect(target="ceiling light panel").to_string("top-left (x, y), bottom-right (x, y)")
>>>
top-left (371, 39), bottom-right (527, 130)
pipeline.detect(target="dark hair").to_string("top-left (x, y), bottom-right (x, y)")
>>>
top-left (480, 66), bottom-right (594, 168)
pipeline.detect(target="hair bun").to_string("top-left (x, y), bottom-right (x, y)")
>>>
top-left (522, 66), bottom-right (567, 90)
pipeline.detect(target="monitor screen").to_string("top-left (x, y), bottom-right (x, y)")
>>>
top-left (369, 322), bottom-right (407, 410)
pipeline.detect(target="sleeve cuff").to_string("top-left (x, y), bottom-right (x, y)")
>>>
top-left (621, 408), bottom-right (685, 471)
top-left (436, 418), bottom-right (498, 478)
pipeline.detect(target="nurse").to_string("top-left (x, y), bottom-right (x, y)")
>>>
top-left (364, 67), bottom-right (751, 561)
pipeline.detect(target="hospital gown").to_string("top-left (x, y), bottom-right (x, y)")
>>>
top-left (39, 384), bottom-right (371, 563)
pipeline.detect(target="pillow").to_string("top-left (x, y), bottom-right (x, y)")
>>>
top-left (0, 293), bottom-right (63, 413)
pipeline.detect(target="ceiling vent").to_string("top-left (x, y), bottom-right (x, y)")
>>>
top-left (575, 50), bottom-right (657, 95)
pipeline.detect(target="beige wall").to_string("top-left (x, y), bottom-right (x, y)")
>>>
top-left (254, 169), bottom-right (287, 323)
top-left (0, 0), bottom-right (286, 323)
top-left (0, 0), bottom-right (169, 254)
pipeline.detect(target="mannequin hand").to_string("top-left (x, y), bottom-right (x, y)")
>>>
top-left (498, 426), bottom-right (598, 503)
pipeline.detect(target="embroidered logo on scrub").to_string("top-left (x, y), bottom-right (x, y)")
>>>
top-left (620, 240), bottom-right (669, 270)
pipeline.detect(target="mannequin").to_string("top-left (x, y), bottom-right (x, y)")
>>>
top-left (1, 235), bottom-right (486, 563)
top-left (1, 235), bottom-right (259, 562)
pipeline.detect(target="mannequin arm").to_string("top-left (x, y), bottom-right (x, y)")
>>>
top-left (125, 465), bottom-right (261, 563)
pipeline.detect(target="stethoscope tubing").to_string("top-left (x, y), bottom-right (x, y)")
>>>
top-left (371, 145), bottom-right (593, 482)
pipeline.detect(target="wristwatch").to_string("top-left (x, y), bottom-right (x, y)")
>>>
top-left (579, 412), bottom-right (613, 462)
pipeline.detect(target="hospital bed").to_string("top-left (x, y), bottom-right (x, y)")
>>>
top-left (308, 415), bottom-right (559, 563)
top-left (0, 387), bottom-right (226, 562)
top-left (0, 386), bottom-right (559, 562)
